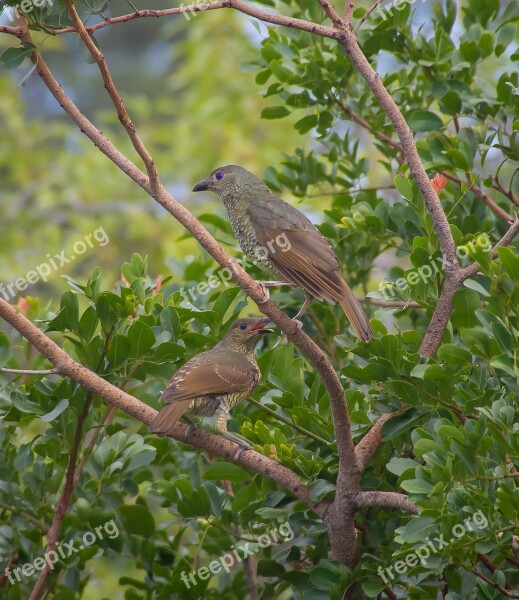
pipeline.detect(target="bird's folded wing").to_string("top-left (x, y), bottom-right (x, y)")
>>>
top-left (160, 353), bottom-right (256, 405)
top-left (248, 202), bottom-right (344, 302)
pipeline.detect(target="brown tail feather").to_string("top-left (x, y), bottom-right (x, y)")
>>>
top-left (150, 401), bottom-right (191, 436)
top-left (339, 280), bottom-right (373, 342)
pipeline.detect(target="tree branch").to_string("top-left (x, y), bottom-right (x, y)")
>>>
top-left (465, 567), bottom-right (519, 598)
top-left (315, 0), bottom-right (344, 28)
top-left (340, 31), bottom-right (459, 280)
top-left (355, 491), bottom-right (419, 514)
top-left (441, 171), bottom-right (514, 223)
top-left (330, 92), bottom-right (402, 152)
top-left (462, 218), bottom-right (519, 279)
top-left (343, 0), bottom-right (355, 24)
top-left (50, 1), bottom-right (338, 40)
top-left (65, 0), bottom-right (159, 194)
top-left (0, 297), bottom-right (319, 514)
top-left (355, 412), bottom-right (401, 471)
top-left (29, 387), bottom-right (92, 599)
top-left (0, 25), bottom-right (23, 37)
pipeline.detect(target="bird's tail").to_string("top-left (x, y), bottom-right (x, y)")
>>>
top-left (339, 280), bottom-right (373, 342)
top-left (150, 401), bottom-right (190, 436)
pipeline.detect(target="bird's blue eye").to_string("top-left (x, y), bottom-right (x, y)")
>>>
top-left (239, 322), bottom-right (247, 330)
top-left (216, 172), bottom-right (224, 181)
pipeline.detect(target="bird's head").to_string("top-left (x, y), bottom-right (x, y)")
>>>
top-left (221, 317), bottom-right (273, 351)
top-left (192, 165), bottom-right (266, 202)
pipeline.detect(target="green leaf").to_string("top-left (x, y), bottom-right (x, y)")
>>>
top-left (386, 457), bottom-right (419, 476)
top-left (107, 334), bottom-right (131, 367)
top-left (0, 333), bottom-right (11, 366)
top-left (128, 320), bottom-right (155, 357)
top-left (408, 110), bottom-right (444, 132)
top-left (382, 408), bottom-right (425, 440)
top-left (261, 106), bottom-right (290, 119)
top-left (452, 289), bottom-right (481, 328)
top-left (204, 462), bottom-right (250, 482)
top-left (41, 399), bottom-right (69, 422)
top-left (79, 306), bottom-right (99, 342)
top-left (309, 479), bottom-right (336, 502)
top-left (497, 247), bottom-right (519, 280)
top-left (437, 343), bottom-right (471, 365)
top-left (439, 91), bottom-right (462, 115)
top-left (394, 175), bottom-right (413, 202)
top-left (118, 504), bottom-right (155, 536)
top-left (0, 42), bottom-right (36, 69)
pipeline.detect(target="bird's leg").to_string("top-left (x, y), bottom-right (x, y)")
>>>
top-left (215, 401), bottom-right (252, 459)
top-left (256, 281), bottom-right (295, 304)
top-left (261, 281), bottom-right (295, 288)
top-left (292, 295), bottom-right (312, 329)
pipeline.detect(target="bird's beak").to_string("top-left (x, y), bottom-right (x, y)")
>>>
top-left (251, 317), bottom-right (273, 334)
top-left (192, 178), bottom-right (210, 192)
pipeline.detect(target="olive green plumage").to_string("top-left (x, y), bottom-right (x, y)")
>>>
top-left (150, 317), bottom-right (272, 443)
top-left (193, 165), bottom-right (373, 342)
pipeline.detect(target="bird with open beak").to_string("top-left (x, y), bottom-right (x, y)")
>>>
top-left (192, 165), bottom-right (373, 341)
top-left (150, 317), bottom-right (273, 448)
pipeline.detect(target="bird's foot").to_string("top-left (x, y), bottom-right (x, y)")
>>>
top-left (257, 283), bottom-right (270, 304)
top-left (182, 416), bottom-right (198, 437)
top-left (256, 281), bottom-right (294, 304)
top-left (292, 318), bottom-right (304, 331)
top-left (223, 432), bottom-right (253, 460)
top-left (281, 317), bottom-right (303, 345)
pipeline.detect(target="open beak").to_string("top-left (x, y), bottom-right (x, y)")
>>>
top-left (192, 178), bottom-right (209, 192)
top-left (251, 317), bottom-right (273, 335)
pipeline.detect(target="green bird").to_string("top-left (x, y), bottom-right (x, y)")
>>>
top-left (193, 165), bottom-right (373, 341)
top-left (150, 317), bottom-right (272, 447)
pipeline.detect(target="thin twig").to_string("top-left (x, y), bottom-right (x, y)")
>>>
top-left (353, 0), bottom-right (386, 33)
top-left (29, 392), bottom-right (92, 599)
top-left (0, 367), bottom-right (59, 375)
top-left (248, 398), bottom-right (333, 447)
top-left (361, 297), bottom-right (421, 308)
top-left (330, 91), bottom-right (402, 151)
top-left (66, 1), bottom-right (160, 195)
top-left (0, 501), bottom-right (49, 534)
top-left (49, 1), bottom-right (338, 40)
top-left (343, 0), bottom-right (356, 24)
top-left (465, 567), bottom-right (519, 598)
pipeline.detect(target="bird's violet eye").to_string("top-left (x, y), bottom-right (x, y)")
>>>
top-left (239, 322), bottom-right (247, 330)
top-left (216, 172), bottom-right (224, 181)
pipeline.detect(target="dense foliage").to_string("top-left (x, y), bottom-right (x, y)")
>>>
top-left (0, 0), bottom-right (518, 598)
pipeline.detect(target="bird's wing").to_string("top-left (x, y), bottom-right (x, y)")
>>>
top-left (247, 199), bottom-right (343, 302)
top-left (160, 352), bottom-right (258, 405)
